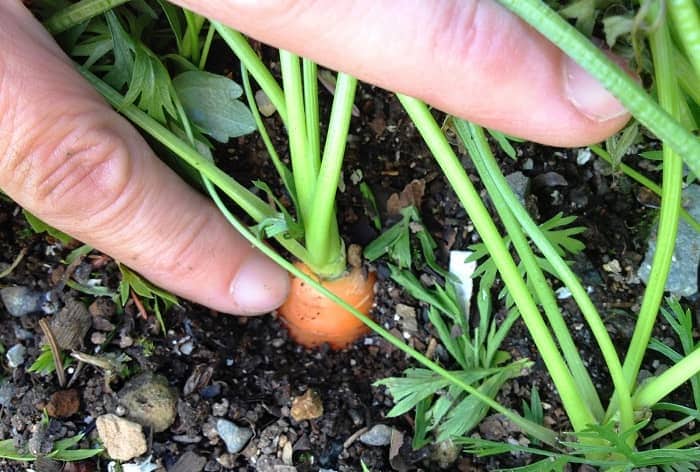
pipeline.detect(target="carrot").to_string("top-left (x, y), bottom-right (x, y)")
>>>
top-left (278, 262), bottom-right (376, 349)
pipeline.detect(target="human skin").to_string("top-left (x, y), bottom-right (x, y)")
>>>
top-left (0, 0), bottom-right (629, 315)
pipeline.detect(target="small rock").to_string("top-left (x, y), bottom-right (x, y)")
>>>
top-left (255, 89), bottom-right (277, 117)
top-left (638, 184), bottom-right (700, 297)
top-left (1, 286), bottom-right (45, 317)
top-left (90, 332), bottom-right (107, 345)
top-left (179, 340), bottom-right (194, 355)
top-left (576, 148), bottom-right (592, 165)
top-left (216, 418), bottom-right (253, 454)
top-left (212, 398), bottom-right (229, 417)
top-left (45, 389), bottom-right (80, 418)
top-left (119, 372), bottom-right (177, 432)
top-left (532, 171), bottom-right (568, 188)
top-left (602, 259), bottom-right (622, 274)
top-left (431, 439), bottom-right (460, 469)
top-left (394, 304), bottom-right (418, 334)
top-left (14, 326), bottom-right (34, 340)
top-left (505, 171), bottom-right (530, 206)
top-left (169, 451), bottom-right (206, 472)
top-left (290, 389), bottom-right (323, 421)
top-left (96, 414), bottom-right (147, 461)
top-left (359, 424), bottom-right (392, 446)
top-left (0, 383), bottom-right (15, 407)
top-left (6, 344), bottom-right (26, 368)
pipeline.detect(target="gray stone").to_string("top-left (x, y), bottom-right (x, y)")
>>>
top-left (359, 424), bottom-right (393, 446)
top-left (216, 418), bottom-right (252, 454)
top-left (119, 372), bottom-right (178, 433)
top-left (6, 344), bottom-right (26, 368)
top-left (169, 451), bottom-right (206, 472)
top-left (505, 171), bottom-right (530, 206)
top-left (96, 414), bottom-right (147, 461)
top-left (638, 184), bottom-right (700, 297)
top-left (1, 286), bottom-right (44, 317)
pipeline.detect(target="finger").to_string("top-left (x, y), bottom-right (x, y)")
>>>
top-left (173, 0), bottom-right (630, 147)
top-left (0, 1), bottom-right (289, 315)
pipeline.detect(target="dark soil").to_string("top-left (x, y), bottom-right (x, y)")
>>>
top-left (0, 79), bottom-right (696, 471)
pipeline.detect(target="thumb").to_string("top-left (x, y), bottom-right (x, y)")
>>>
top-left (0, 1), bottom-right (289, 315)
top-left (174, 0), bottom-right (630, 147)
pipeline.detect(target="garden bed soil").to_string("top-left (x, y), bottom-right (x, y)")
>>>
top-left (0, 84), bottom-right (693, 471)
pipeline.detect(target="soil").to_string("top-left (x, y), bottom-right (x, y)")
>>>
top-left (0, 64), bottom-right (697, 472)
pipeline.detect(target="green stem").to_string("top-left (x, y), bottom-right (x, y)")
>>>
top-left (303, 59), bottom-right (321, 170)
top-left (669, 0), bottom-right (700, 78)
top-left (621, 9), bottom-right (684, 392)
top-left (198, 22), bottom-right (216, 70)
top-left (240, 66), bottom-right (295, 199)
top-left (399, 95), bottom-right (596, 432)
top-left (457, 120), bottom-right (607, 423)
top-left (44, 0), bottom-right (129, 34)
top-left (280, 51), bottom-right (315, 226)
top-left (589, 145), bottom-right (700, 234)
top-left (496, 0), bottom-right (700, 170)
top-left (212, 24), bottom-right (288, 125)
top-left (634, 346), bottom-right (700, 408)
top-left (79, 67), bottom-right (308, 262)
top-left (305, 74), bottom-right (357, 277)
top-left (203, 175), bottom-right (558, 447)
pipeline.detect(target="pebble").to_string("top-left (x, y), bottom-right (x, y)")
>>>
top-left (169, 451), bottom-right (206, 472)
top-left (255, 89), bottom-right (276, 117)
top-left (212, 398), bottom-right (229, 417)
top-left (638, 184), bottom-right (700, 297)
top-left (6, 344), bottom-right (26, 368)
top-left (216, 418), bottom-right (253, 454)
top-left (359, 424), bottom-right (393, 446)
top-left (505, 171), bottom-right (530, 206)
top-left (179, 340), bottom-right (194, 355)
top-left (90, 332), bottom-right (107, 345)
top-left (118, 372), bottom-right (178, 433)
top-left (0, 286), bottom-right (45, 317)
top-left (290, 389), bottom-right (323, 421)
top-left (13, 326), bottom-right (34, 341)
top-left (430, 439), bottom-right (460, 468)
top-left (96, 414), bottom-right (147, 461)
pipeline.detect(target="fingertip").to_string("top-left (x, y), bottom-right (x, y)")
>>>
top-left (228, 252), bottom-right (290, 316)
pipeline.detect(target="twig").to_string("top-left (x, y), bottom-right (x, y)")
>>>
top-left (0, 247), bottom-right (27, 279)
top-left (38, 318), bottom-right (66, 388)
top-left (130, 289), bottom-right (149, 320)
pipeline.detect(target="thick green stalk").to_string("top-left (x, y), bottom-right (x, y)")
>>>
top-left (212, 24), bottom-right (288, 125)
top-left (203, 175), bottom-right (558, 447)
top-left (621, 11), bottom-right (684, 391)
top-left (457, 120), bottom-right (606, 422)
top-left (466, 122), bottom-right (634, 433)
top-left (303, 60), bottom-right (321, 170)
top-left (669, 0), bottom-right (700, 78)
top-left (399, 95), bottom-right (596, 432)
top-left (79, 67), bottom-right (308, 262)
top-left (44, 0), bottom-right (129, 34)
top-left (280, 51), bottom-right (315, 226)
top-left (496, 0), bottom-right (700, 169)
top-left (305, 74), bottom-right (357, 277)
top-left (634, 346), bottom-right (700, 408)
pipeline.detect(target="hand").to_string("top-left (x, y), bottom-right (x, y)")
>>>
top-left (0, 0), bottom-right (629, 315)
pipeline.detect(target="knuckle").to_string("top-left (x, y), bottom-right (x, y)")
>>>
top-left (11, 113), bottom-right (134, 221)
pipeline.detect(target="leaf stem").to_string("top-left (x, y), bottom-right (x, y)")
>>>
top-left (399, 95), bottom-right (596, 432)
top-left (496, 0), bottom-right (700, 169)
top-left (620, 8), bottom-right (684, 394)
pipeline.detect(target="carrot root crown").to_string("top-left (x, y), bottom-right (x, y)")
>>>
top-left (278, 262), bottom-right (376, 350)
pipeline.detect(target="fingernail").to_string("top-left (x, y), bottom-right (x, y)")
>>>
top-left (230, 253), bottom-right (290, 315)
top-left (563, 55), bottom-right (628, 122)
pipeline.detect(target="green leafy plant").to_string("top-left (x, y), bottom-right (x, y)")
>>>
top-left (0, 432), bottom-right (102, 462)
